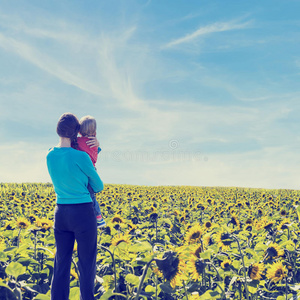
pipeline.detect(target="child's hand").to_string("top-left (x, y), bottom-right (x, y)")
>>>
top-left (86, 136), bottom-right (99, 148)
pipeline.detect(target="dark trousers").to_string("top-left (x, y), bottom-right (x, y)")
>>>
top-left (51, 203), bottom-right (97, 300)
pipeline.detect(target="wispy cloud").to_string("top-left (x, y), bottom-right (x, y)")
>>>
top-left (0, 15), bottom-right (179, 143)
top-left (162, 19), bottom-right (252, 49)
top-left (0, 33), bottom-right (109, 97)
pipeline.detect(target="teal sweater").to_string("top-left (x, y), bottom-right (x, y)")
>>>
top-left (46, 147), bottom-right (104, 204)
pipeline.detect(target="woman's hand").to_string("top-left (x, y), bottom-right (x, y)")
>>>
top-left (86, 136), bottom-right (100, 148)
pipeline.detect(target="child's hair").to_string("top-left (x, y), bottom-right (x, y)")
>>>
top-left (79, 115), bottom-right (97, 137)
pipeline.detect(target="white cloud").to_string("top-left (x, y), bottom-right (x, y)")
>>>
top-left (162, 20), bottom-right (252, 49)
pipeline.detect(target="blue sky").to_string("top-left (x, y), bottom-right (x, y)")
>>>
top-left (1, 0), bottom-right (300, 189)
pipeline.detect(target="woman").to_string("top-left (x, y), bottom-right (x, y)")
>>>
top-left (47, 112), bottom-right (103, 300)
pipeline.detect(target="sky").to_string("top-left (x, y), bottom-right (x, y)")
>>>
top-left (1, 0), bottom-right (300, 190)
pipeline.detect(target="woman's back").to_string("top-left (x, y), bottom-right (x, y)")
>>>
top-left (47, 147), bottom-right (103, 204)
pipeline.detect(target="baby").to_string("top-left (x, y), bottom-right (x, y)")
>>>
top-left (77, 115), bottom-right (106, 228)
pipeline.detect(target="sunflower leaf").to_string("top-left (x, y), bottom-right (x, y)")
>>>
top-left (33, 295), bottom-right (50, 300)
top-left (199, 289), bottom-right (220, 299)
top-left (129, 241), bottom-right (152, 253)
top-left (296, 205), bottom-right (300, 221)
top-left (69, 287), bottom-right (80, 299)
top-left (125, 274), bottom-right (140, 287)
top-left (159, 282), bottom-right (175, 294)
top-left (200, 249), bottom-right (213, 260)
top-left (145, 285), bottom-right (156, 294)
top-left (5, 261), bottom-right (26, 279)
top-left (248, 285), bottom-right (257, 294)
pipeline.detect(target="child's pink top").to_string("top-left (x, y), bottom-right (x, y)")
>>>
top-left (77, 136), bottom-right (98, 166)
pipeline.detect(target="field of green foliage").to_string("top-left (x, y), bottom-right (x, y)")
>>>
top-left (1, 183), bottom-right (300, 300)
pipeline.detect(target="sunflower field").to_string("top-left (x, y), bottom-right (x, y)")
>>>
top-left (1, 183), bottom-right (300, 300)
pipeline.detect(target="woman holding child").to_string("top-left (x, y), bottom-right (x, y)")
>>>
top-left (46, 112), bottom-right (103, 300)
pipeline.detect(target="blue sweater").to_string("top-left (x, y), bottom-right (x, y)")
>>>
top-left (46, 147), bottom-right (104, 204)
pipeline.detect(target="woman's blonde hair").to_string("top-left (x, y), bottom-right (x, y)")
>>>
top-left (79, 115), bottom-right (97, 137)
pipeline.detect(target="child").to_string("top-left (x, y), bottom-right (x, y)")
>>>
top-left (76, 115), bottom-right (106, 228)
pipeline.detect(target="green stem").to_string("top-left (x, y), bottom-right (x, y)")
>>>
top-left (183, 281), bottom-right (189, 300)
top-left (231, 234), bottom-right (250, 300)
top-left (34, 231), bottom-right (37, 261)
top-left (72, 257), bottom-right (80, 285)
top-left (285, 276), bottom-right (288, 300)
top-left (155, 275), bottom-right (158, 300)
top-left (207, 262), bottom-right (221, 281)
top-left (216, 282), bottom-right (225, 299)
top-left (111, 293), bottom-right (127, 299)
top-left (99, 245), bottom-right (118, 294)
top-left (17, 228), bottom-right (22, 248)
top-left (135, 258), bottom-right (155, 300)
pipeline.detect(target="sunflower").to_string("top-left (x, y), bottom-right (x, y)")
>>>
top-left (187, 256), bottom-right (206, 281)
top-left (206, 198), bottom-right (213, 205)
top-left (131, 216), bottom-right (139, 224)
top-left (180, 215), bottom-right (186, 223)
top-left (245, 218), bottom-right (253, 225)
top-left (248, 263), bottom-right (264, 280)
top-left (244, 224), bottom-right (253, 232)
top-left (127, 223), bottom-right (137, 234)
top-left (255, 217), bottom-right (274, 231)
top-left (111, 233), bottom-right (131, 247)
top-left (203, 221), bottom-right (213, 231)
top-left (149, 212), bottom-right (158, 223)
top-left (221, 259), bottom-right (232, 270)
top-left (280, 209), bottom-right (288, 217)
top-left (216, 231), bottom-right (233, 251)
top-left (4, 221), bottom-right (15, 231)
top-left (203, 233), bottom-right (214, 248)
top-left (185, 224), bottom-right (202, 245)
top-left (111, 214), bottom-right (125, 224)
top-left (155, 250), bottom-right (185, 288)
top-left (277, 218), bottom-right (290, 231)
top-left (228, 214), bottom-right (240, 229)
top-left (29, 214), bottom-right (38, 224)
top-left (266, 261), bottom-right (287, 282)
top-left (16, 217), bottom-right (30, 229)
top-left (190, 244), bottom-right (203, 258)
top-left (265, 242), bottom-right (284, 259)
top-left (150, 205), bottom-right (157, 212)
top-left (171, 209), bottom-right (178, 216)
top-left (36, 218), bottom-right (53, 230)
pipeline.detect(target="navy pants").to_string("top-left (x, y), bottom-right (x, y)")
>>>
top-left (51, 203), bottom-right (97, 300)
